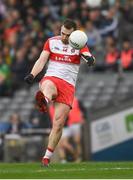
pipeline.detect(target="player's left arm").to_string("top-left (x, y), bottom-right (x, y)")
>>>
top-left (80, 45), bottom-right (96, 66)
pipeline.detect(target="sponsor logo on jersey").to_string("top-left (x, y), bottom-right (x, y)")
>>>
top-left (55, 55), bottom-right (71, 62)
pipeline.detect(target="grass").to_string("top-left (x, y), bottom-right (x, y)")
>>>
top-left (0, 162), bottom-right (133, 179)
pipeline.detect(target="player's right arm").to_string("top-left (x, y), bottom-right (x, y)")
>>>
top-left (24, 39), bottom-right (51, 84)
top-left (24, 50), bottom-right (50, 84)
top-left (31, 50), bottom-right (50, 77)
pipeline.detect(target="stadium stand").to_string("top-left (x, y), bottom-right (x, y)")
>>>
top-left (76, 71), bottom-right (133, 120)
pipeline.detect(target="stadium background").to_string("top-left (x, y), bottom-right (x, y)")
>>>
top-left (0, 0), bottom-right (133, 163)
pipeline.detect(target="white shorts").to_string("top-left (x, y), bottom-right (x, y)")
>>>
top-left (62, 124), bottom-right (82, 138)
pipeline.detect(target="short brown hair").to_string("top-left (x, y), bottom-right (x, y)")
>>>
top-left (63, 19), bottom-right (77, 31)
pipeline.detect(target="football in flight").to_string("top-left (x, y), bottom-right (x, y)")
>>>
top-left (69, 30), bottom-right (88, 50)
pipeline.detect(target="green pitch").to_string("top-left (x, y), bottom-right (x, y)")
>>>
top-left (0, 162), bottom-right (133, 179)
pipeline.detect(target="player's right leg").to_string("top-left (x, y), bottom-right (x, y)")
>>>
top-left (35, 78), bottom-right (57, 112)
top-left (42, 102), bottom-right (70, 166)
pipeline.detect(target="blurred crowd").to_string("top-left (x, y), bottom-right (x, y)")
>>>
top-left (0, 0), bottom-right (133, 97)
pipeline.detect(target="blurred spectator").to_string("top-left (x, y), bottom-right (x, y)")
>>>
top-left (3, 112), bottom-right (30, 162)
top-left (120, 39), bottom-right (133, 70)
top-left (89, 7), bottom-right (104, 29)
top-left (119, 1), bottom-right (133, 42)
top-left (79, 1), bottom-right (89, 25)
top-left (85, 20), bottom-right (102, 50)
top-left (11, 48), bottom-right (28, 89)
top-left (4, 10), bottom-right (21, 46)
top-left (29, 104), bottom-right (51, 129)
top-left (3, 46), bottom-right (15, 66)
top-left (60, 4), bottom-right (70, 21)
top-left (105, 35), bottom-right (116, 47)
top-left (99, 6), bottom-right (118, 38)
top-left (0, 53), bottom-right (11, 96)
top-left (120, 0), bottom-right (133, 24)
top-left (69, 0), bottom-right (80, 19)
top-left (39, 5), bottom-right (55, 28)
top-left (6, 113), bottom-right (29, 134)
top-left (104, 41), bottom-right (120, 71)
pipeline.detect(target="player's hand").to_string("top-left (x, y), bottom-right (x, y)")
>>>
top-left (81, 54), bottom-right (95, 66)
top-left (87, 56), bottom-right (95, 66)
top-left (24, 74), bottom-right (34, 84)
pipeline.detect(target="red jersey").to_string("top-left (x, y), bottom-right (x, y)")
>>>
top-left (43, 36), bottom-right (91, 86)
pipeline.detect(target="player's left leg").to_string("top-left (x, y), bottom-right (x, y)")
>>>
top-left (42, 102), bottom-right (70, 166)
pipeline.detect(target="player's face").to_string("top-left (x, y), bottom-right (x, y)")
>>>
top-left (61, 25), bottom-right (74, 44)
